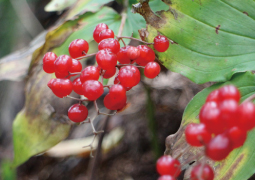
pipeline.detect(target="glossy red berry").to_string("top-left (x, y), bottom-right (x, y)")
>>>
top-left (98, 38), bottom-right (120, 54)
top-left (218, 85), bottom-right (240, 102)
top-left (237, 102), bottom-right (255, 131)
top-left (99, 29), bottom-right (114, 42)
top-left (82, 80), bottom-right (104, 100)
top-left (104, 93), bottom-right (127, 110)
top-left (96, 49), bottom-right (118, 70)
top-left (136, 45), bottom-right (155, 66)
top-left (51, 78), bottom-right (73, 98)
top-left (227, 126), bottom-right (247, 149)
top-left (206, 89), bottom-right (220, 104)
top-left (109, 84), bottom-right (126, 100)
top-left (185, 123), bottom-right (211, 147)
top-left (68, 104), bottom-right (88, 123)
top-left (72, 77), bottom-right (84, 95)
top-left (144, 62), bottom-right (161, 79)
top-left (43, 52), bottom-right (58, 73)
top-left (127, 46), bottom-right (140, 60)
top-left (154, 35), bottom-right (169, 52)
top-left (158, 175), bottom-right (176, 180)
top-left (156, 155), bottom-right (181, 177)
top-left (93, 23), bottom-right (109, 43)
top-left (80, 66), bottom-right (100, 83)
top-left (68, 39), bottom-right (89, 59)
top-left (69, 59), bottom-right (82, 74)
top-left (114, 74), bottom-right (120, 84)
top-left (54, 55), bottom-right (72, 74)
top-left (117, 46), bottom-right (131, 64)
top-left (103, 67), bottom-right (116, 79)
top-left (190, 164), bottom-right (214, 180)
top-left (205, 134), bottom-right (232, 161)
top-left (118, 65), bottom-right (140, 87)
top-left (47, 79), bottom-right (56, 89)
top-left (55, 71), bottom-right (69, 79)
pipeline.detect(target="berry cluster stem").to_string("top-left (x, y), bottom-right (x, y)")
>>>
top-left (117, 36), bottom-right (154, 45)
top-left (76, 52), bottom-right (97, 60)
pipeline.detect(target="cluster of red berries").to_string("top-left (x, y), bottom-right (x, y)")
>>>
top-left (42, 23), bottom-right (170, 123)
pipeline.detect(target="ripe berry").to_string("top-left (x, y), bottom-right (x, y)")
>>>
top-left (69, 59), bottom-right (82, 74)
top-left (99, 29), bottom-right (114, 42)
top-left (206, 89), bottom-right (220, 104)
top-left (47, 79), bottom-right (55, 89)
top-left (190, 164), bottom-right (214, 180)
top-left (103, 67), bottom-right (116, 79)
top-left (68, 39), bottom-right (89, 59)
top-left (96, 49), bottom-right (118, 70)
top-left (158, 175), bottom-right (176, 180)
top-left (154, 35), bottom-right (169, 52)
top-left (136, 45), bottom-right (155, 66)
top-left (68, 104), bottom-right (88, 123)
top-left (237, 102), bottom-right (255, 131)
top-left (43, 52), bottom-right (57, 73)
top-left (156, 155), bottom-right (181, 177)
top-left (127, 46), bottom-right (140, 60)
top-left (117, 46), bottom-right (131, 64)
top-left (98, 38), bottom-right (120, 54)
top-left (185, 123), bottom-right (211, 147)
top-left (93, 23), bottom-right (109, 43)
top-left (227, 126), bottom-right (247, 149)
top-left (118, 65), bottom-right (140, 87)
top-left (80, 66), bottom-right (100, 83)
top-left (144, 62), bottom-right (161, 79)
top-left (104, 93), bottom-right (127, 110)
top-left (51, 78), bottom-right (73, 98)
top-left (72, 77), bottom-right (84, 95)
top-left (218, 85), bottom-right (240, 102)
top-left (54, 55), bottom-right (72, 74)
top-left (109, 84), bottom-right (126, 100)
top-left (55, 71), bottom-right (69, 79)
top-left (82, 80), bottom-right (104, 100)
top-left (205, 134), bottom-right (232, 161)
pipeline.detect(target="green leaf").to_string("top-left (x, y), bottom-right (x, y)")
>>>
top-left (143, 0), bottom-right (255, 84)
top-left (167, 71), bottom-right (255, 180)
top-left (1, 160), bottom-right (16, 180)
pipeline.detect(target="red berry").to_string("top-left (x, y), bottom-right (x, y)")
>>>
top-left (154, 35), bottom-right (169, 52)
top-left (114, 74), bottom-right (120, 84)
top-left (109, 84), bottom-right (126, 100)
top-left (54, 55), bottom-right (72, 74)
top-left (227, 126), bottom-right (247, 149)
top-left (104, 93), bottom-right (127, 110)
top-left (185, 123), bottom-right (211, 147)
top-left (68, 104), bottom-right (88, 123)
top-left (144, 62), bottom-right (161, 79)
top-left (99, 29), bottom-right (115, 42)
top-left (68, 39), bottom-right (89, 59)
top-left (55, 71), bottom-right (69, 79)
top-left (127, 46), bottom-right (140, 60)
top-left (43, 52), bottom-right (57, 73)
top-left (118, 65), bottom-right (140, 87)
top-left (158, 175), bottom-right (176, 180)
top-left (82, 80), bottom-right (104, 100)
top-left (206, 89), bottom-right (220, 104)
top-left (80, 66), bottom-right (100, 83)
top-left (205, 134), bottom-right (232, 161)
top-left (98, 38), bottom-right (120, 54)
top-left (51, 78), bottom-right (73, 98)
top-left (117, 46), bottom-right (131, 64)
top-left (47, 79), bottom-right (56, 89)
top-left (72, 77), bottom-right (84, 95)
top-left (237, 102), bottom-right (255, 131)
top-left (103, 67), bottom-right (116, 79)
top-left (96, 49), bottom-right (118, 70)
top-left (93, 23), bottom-right (109, 43)
top-left (190, 164), bottom-right (214, 180)
top-left (136, 45), bottom-right (155, 66)
top-left (218, 85), bottom-right (240, 102)
top-left (156, 155), bottom-right (181, 177)
top-left (69, 59), bottom-right (82, 74)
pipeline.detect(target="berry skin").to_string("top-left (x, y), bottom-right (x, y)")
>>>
top-left (93, 23), bottom-right (109, 43)
top-left (96, 49), bottom-right (118, 70)
top-left (68, 104), bottom-right (88, 123)
top-left (118, 65), bottom-right (140, 87)
top-left (206, 89), bottom-right (220, 104)
top-left (80, 66), bottom-right (100, 83)
top-left (54, 55), bottom-right (72, 74)
top-left (99, 29), bottom-right (115, 42)
top-left (104, 93), bottom-right (127, 110)
top-left (144, 62), bottom-right (161, 79)
top-left (237, 102), bottom-right (255, 131)
top-left (218, 85), bottom-right (240, 102)
top-left (47, 79), bottom-right (56, 89)
top-left (109, 84), bottom-right (126, 101)
top-left (69, 59), bottom-right (82, 74)
top-left (153, 35), bottom-right (170, 52)
top-left (227, 126), bottom-right (247, 149)
top-left (72, 77), bottom-right (84, 95)
top-left (43, 52), bottom-right (58, 73)
top-left (156, 155), bottom-right (181, 177)
top-left (103, 67), bottom-right (116, 79)
top-left (185, 123), bottom-right (211, 147)
top-left (136, 45), bottom-right (155, 66)
top-left (158, 175), bottom-right (176, 180)
top-left (127, 46), bottom-right (140, 60)
top-left (98, 38), bottom-right (120, 54)
top-left (55, 71), bottom-right (69, 79)
top-left (205, 134), bottom-right (232, 161)
top-left (68, 39), bottom-right (89, 59)
top-left (51, 78), bottom-right (73, 98)
top-left (190, 164), bottom-right (214, 180)
top-left (82, 80), bottom-right (104, 100)
top-left (117, 46), bottom-right (131, 64)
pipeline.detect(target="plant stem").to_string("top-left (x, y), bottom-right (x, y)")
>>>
top-left (242, 93), bottom-right (255, 104)
top-left (117, 36), bottom-right (154, 45)
top-left (75, 53), bottom-right (97, 60)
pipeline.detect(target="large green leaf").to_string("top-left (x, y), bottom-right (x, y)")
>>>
top-left (138, 0), bottom-right (255, 84)
top-left (166, 71), bottom-right (255, 180)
